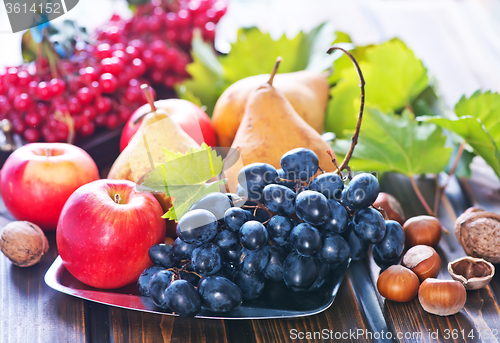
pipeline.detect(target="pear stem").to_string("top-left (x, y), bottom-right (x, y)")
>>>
top-left (326, 47), bottom-right (365, 178)
top-left (141, 84), bottom-right (157, 112)
top-left (267, 56), bottom-right (283, 85)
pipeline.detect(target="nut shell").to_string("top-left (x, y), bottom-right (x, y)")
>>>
top-left (373, 192), bottom-right (405, 225)
top-left (418, 278), bottom-right (466, 316)
top-left (448, 256), bottom-right (495, 290)
top-left (454, 208), bottom-right (500, 264)
top-left (0, 221), bottom-right (49, 267)
top-left (377, 265), bottom-right (420, 302)
top-left (402, 245), bottom-right (441, 282)
top-left (403, 215), bottom-right (442, 247)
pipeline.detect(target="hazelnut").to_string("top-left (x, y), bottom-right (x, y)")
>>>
top-left (373, 192), bottom-right (405, 225)
top-left (402, 245), bottom-right (441, 282)
top-left (454, 207), bottom-right (500, 264)
top-left (377, 265), bottom-right (420, 302)
top-left (403, 215), bottom-right (441, 247)
top-left (418, 278), bottom-right (466, 316)
top-left (448, 256), bottom-right (495, 290)
top-left (0, 221), bottom-right (49, 267)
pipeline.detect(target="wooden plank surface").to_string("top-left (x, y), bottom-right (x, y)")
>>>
top-left (0, 207), bottom-right (88, 343)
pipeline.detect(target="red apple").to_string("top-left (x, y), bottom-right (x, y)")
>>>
top-left (56, 179), bottom-right (166, 289)
top-left (120, 99), bottom-right (217, 151)
top-left (0, 143), bottom-right (99, 231)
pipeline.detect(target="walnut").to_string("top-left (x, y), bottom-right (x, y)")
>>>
top-left (0, 221), bottom-right (49, 267)
top-left (455, 207), bottom-right (500, 264)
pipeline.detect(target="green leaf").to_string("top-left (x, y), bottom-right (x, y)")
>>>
top-left (421, 116), bottom-right (500, 179)
top-left (139, 144), bottom-right (225, 221)
top-left (331, 107), bottom-right (452, 176)
top-left (325, 39), bottom-right (429, 137)
top-left (177, 24), bottom-right (338, 116)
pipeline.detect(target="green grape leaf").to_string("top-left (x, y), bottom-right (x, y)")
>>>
top-left (331, 107), bottom-right (452, 176)
top-left (177, 24), bottom-right (338, 116)
top-left (420, 91), bottom-right (500, 179)
top-left (420, 116), bottom-right (500, 180)
top-left (325, 39), bottom-right (429, 137)
top-left (138, 144), bottom-right (225, 221)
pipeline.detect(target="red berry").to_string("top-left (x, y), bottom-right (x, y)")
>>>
top-left (8, 87), bottom-right (22, 102)
top-left (125, 46), bottom-right (141, 60)
top-left (142, 50), bottom-right (155, 66)
top-left (118, 106), bottom-right (132, 122)
top-left (112, 50), bottom-right (128, 64)
top-left (23, 128), bottom-right (40, 142)
top-left (12, 119), bottom-right (26, 134)
top-left (150, 40), bottom-right (168, 55)
top-left (68, 97), bottom-right (83, 115)
top-left (177, 9), bottom-right (192, 27)
top-left (165, 48), bottom-right (179, 65)
top-left (95, 96), bottom-right (112, 114)
top-left (94, 114), bottom-right (107, 127)
top-left (166, 29), bottom-right (178, 42)
top-left (80, 122), bottom-right (95, 137)
top-left (17, 71), bottom-right (32, 87)
top-left (100, 73), bottom-right (118, 93)
top-left (150, 70), bottom-right (164, 84)
top-left (0, 80), bottom-right (6, 95)
top-left (14, 93), bottom-right (33, 111)
top-left (153, 54), bottom-right (169, 71)
top-left (25, 112), bottom-right (42, 127)
top-left (124, 86), bottom-right (141, 103)
top-left (179, 31), bottom-right (193, 46)
top-left (150, 14), bottom-right (162, 32)
top-left (165, 12), bottom-right (178, 28)
top-left (28, 81), bottom-right (39, 96)
top-left (0, 95), bottom-right (12, 114)
top-left (96, 43), bottom-right (113, 59)
top-left (129, 39), bottom-right (145, 52)
top-left (49, 78), bottom-right (66, 96)
top-left (131, 58), bottom-right (146, 77)
top-left (77, 87), bottom-right (96, 105)
top-left (6, 67), bottom-right (19, 85)
top-left (101, 57), bottom-right (124, 75)
top-left (82, 106), bottom-right (98, 121)
top-left (79, 67), bottom-right (99, 84)
top-left (163, 75), bottom-right (176, 89)
top-left (112, 43), bottom-right (126, 52)
top-left (106, 114), bottom-right (120, 129)
top-left (193, 13), bottom-right (208, 28)
top-left (36, 82), bottom-right (53, 101)
top-left (37, 102), bottom-right (50, 118)
top-left (203, 22), bottom-right (217, 41)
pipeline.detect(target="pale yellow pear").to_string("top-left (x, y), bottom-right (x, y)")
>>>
top-left (212, 70), bottom-right (329, 147)
top-left (226, 69), bottom-right (336, 191)
top-left (108, 110), bottom-right (200, 211)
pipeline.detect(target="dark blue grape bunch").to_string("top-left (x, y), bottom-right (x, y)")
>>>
top-left (137, 146), bottom-right (405, 317)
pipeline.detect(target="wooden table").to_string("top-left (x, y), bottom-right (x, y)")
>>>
top-left (1, 1), bottom-right (500, 342)
top-left (1, 160), bottom-right (500, 343)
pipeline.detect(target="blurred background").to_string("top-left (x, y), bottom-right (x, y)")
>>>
top-left (1, 0), bottom-right (500, 107)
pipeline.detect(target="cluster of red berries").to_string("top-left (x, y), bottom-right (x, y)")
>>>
top-left (94, 0), bottom-right (227, 88)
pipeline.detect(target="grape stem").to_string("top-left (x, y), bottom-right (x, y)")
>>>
top-left (326, 46), bottom-right (365, 179)
top-left (409, 176), bottom-right (434, 216)
top-left (433, 141), bottom-right (465, 216)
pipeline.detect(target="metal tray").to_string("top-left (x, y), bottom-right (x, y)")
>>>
top-left (45, 256), bottom-right (348, 320)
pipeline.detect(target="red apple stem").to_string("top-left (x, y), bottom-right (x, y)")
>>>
top-left (114, 193), bottom-right (121, 204)
top-left (44, 148), bottom-right (51, 157)
top-left (141, 84), bottom-right (156, 112)
top-left (267, 56), bottom-right (283, 86)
